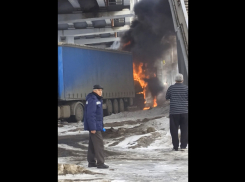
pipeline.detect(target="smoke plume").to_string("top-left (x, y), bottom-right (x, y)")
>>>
top-left (121, 0), bottom-right (175, 99)
top-left (121, 0), bottom-right (174, 64)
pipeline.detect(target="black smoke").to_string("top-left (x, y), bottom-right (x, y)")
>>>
top-left (121, 0), bottom-right (174, 64)
top-left (121, 0), bottom-right (175, 99)
top-left (145, 77), bottom-right (164, 98)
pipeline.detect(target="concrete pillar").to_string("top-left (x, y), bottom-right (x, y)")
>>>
top-left (66, 36), bottom-right (74, 44)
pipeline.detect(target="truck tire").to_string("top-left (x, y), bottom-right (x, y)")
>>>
top-left (106, 99), bottom-right (113, 115)
top-left (119, 99), bottom-right (124, 112)
top-left (113, 99), bottom-right (119, 114)
top-left (67, 102), bottom-right (84, 122)
top-left (74, 103), bottom-right (84, 122)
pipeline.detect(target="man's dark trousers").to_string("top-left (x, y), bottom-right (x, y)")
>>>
top-left (87, 131), bottom-right (104, 166)
top-left (170, 113), bottom-right (188, 150)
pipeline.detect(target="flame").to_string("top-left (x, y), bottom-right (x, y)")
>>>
top-left (123, 41), bottom-right (131, 48)
top-left (133, 62), bottom-right (157, 110)
top-left (133, 63), bottom-right (148, 90)
top-left (137, 92), bottom-right (144, 94)
top-left (153, 96), bottom-right (157, 107)
top-left (133, 63), bottom-right (148, 109)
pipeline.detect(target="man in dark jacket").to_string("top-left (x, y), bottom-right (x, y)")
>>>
top-left (166, 74), bottom-right (188, 151)
top-left (84, 85), bottom-right (109, 169)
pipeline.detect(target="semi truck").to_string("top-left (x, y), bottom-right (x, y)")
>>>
top-left (58, 42), bottom-right (142, 122)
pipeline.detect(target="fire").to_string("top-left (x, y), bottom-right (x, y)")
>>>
top-left (123, 41), bottom-right (131, 48)
top-left (137, 92), bottom-right (144, 94)
top-left (133, 63), bottom-right (148, 90)
top-left (153, 96), bottom-right (157, 107)
top-left (133, 62), bottom-right (148, 108)
top-left (133, 62), bottom-right (157, 109)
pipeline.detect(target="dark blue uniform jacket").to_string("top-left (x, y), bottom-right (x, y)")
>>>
top-left (84, 92), bottom-right (104, 131)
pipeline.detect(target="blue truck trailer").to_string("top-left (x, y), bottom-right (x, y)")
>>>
top-left (58, 43), bottom-right (137, 122)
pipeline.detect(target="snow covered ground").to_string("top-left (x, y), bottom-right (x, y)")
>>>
top-left (58, 103), bottom-right (188, 182)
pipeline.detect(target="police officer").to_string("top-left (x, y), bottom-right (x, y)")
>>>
top-left (84, 85), bottom-right (109, 169)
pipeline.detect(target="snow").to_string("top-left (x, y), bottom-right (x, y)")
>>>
top-left (110, 133), bottom-right (152, 148)
top-left (58, 144), bottom-right (85, 151)
top-left (58, 123), bottom-right (87, 136)
top-left (108, 123), bottom-right (141, 129)
top-left (58, 173), bottom-right (103, 181)
top-left (58, 105), bottom-right (188, 181)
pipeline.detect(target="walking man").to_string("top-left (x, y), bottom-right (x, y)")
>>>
top-left (84, 84), bottom-right (109, 169)
top-left (166, 74), bottom-right (188, 151)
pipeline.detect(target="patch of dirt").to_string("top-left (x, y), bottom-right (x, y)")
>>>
top-left (102, 126), bottom-right (142, 139)
top-left (104, 149), bottom-right (124, 157)
top-left (146, 127), bottom-right (156, 133)
top-left (58, 148), bottom-right (81, 157)
top-left (103, 116), bottom-right (164, 128)
top-left (129, 132), bottom-right (161, 149)
top-left (58, 135), bottom-right (89, 150)
top-left (67, 128), bottom-right (84, 132)
top-left (103, 119), bottom-right (141, 127)
top-left (102, 116), bottom-right (165, 143)
top-left (58, 135), bottom-right (89, 157)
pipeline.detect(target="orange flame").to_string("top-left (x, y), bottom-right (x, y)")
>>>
top-left (133, 63), bottom-right (148, 109)
top-left (133, 63), bottom-right (148, 90)
top-left (123, 41), bottom-right (131, 48)
top-left (137, 92), bottom-right (144, 94)
top-left (153, 96), bottom-right (157, 107)
top-left (133, 62), bottom-right (157, 110)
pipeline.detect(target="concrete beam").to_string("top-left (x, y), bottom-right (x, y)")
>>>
top-left (86, 21), bottom-right (92, 26)
top-left (96, 0), bottom-right (106, 7)
top-left (58, 25), bottom-right (130, 37)
top-left (58, 10), bottom-right (134, 24)
top-left (105, 19), bottom-right (111, 25)
top-left (74, 37), bottom-right (120, 44)
top-left (68, 0), bottom-right (80, 8)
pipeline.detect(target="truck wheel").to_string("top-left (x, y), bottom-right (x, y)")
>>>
top-left (67, 103), bottom-right (84, 122)
top-left (119, 99), bottom-right (124, 112)
top-left (74, 103), bottom-right (84, 122)
top-left (106, 99), bottom-right (113, 115)
top-left (113, 99), bottom-right (119, 114)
